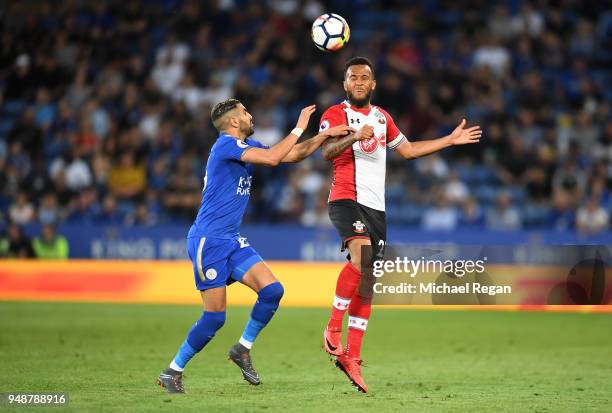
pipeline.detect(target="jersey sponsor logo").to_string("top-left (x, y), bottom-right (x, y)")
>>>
top-left (319, 120), bottom-right (330, 131)
top-left (374, 111), bottom-right (386, 124)
top-left (205, 268), bottom-right (218, 280)
top-left (237, 140), bottom-right (249, 148)
top-left (238, 237), bottom-right (250, 248)
top-left (352, 220), bottom-right (366, 233)
top-left (237, 175), bottom-right (252, 196)
top-left (358, 133), bottom-right (386, 154)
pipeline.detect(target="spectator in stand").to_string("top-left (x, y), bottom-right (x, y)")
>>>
top-left (422, 195), bottom-right (458, 231)
top-left (458, 197), bottom-right (485, 229)
top-left (3, 54), bottom-right (36, 101)
top-left (125, 202), bottom-right (157, 227)
top-left (548, 190), bottom-right (576, 231)
top-left (38, 193), bottom-right (62, 224)
top-left (4, 223), bottom-right (34, 258)
top-left (32, 224), bottom-right (69, 259)
top-left (443, 173), bottom-right (470, 204)
top-left (576, 197), bottom-right (609, 235)
top-left (8, 108), bottom-right (43, 160)
top-left (486, 192), bottom-right (522, 231)
top-left (95, 194), bottom-right (124, 225)
top-left (0, 1), bottom-right (609, 234)
top-left (162, 155), bottom-right (200, 219)
top-left (108, 151), bottom-right (146, 200)
top-left (9, 191), bottom-right (36, 225)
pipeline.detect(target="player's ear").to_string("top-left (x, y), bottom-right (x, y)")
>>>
top-left (372, 79), bottom-right (376, 91)
top-left (343, 79), bottom-right (348, 93)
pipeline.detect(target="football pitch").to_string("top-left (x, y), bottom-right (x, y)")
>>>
top-left (1, 302), bottom-right (611, 412)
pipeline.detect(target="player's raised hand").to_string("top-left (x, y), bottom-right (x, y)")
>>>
top-left (449, 119), bottom-right (482, 145)
top-left (324, 125), bottom-right (355, 138)
top-left (354, 125), bottom-right (375, 141)
top-left (295, 105), bottom-right (317, 131)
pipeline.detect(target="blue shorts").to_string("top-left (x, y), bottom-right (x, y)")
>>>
top-left (186, 236), bottom-right (263, 291)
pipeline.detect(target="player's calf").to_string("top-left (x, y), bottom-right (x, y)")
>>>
top-left (228, 281), bottom-right (284, 384)
top-left (238, 281), bottom-right (284, 349)
top-left (157, 310), bottom-right (226, 393)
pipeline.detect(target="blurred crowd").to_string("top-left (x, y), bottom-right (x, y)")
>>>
top-left (0, 0), bottom-right (611, 251)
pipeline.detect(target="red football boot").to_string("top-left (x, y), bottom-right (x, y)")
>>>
top-left (335, 353), bottom-right (368, 393)
top-left (323, 326), bottom-right (343, 356)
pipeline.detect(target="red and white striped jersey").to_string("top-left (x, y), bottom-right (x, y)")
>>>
top-left (319, 100), bottom-right (406, 212)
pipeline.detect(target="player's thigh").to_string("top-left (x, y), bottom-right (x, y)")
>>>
top-left (240, 261), bottom-right (278, 293)
top-left (360, 205), bottom-right (387, 260)
top-left (347, 237), bottom-right (372, 270)
top-left (328, 200), bottom-right (371, 252)
top-left (227, 238), bottom-right (274, 293)
top-left (200, 286), bottom-right (227, 312)
top-left (187, 236), bottom-right (233, 293)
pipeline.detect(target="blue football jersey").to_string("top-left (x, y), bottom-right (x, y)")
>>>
top-left (188, 133), bottom-right (268, 239)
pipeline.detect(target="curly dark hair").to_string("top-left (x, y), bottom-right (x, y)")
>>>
top-left (344, 56), bottom-right (374, 79)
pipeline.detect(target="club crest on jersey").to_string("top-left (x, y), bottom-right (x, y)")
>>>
top-left (352, 220), bottom-right (366, 233)
top-left (237, 175), bottom-right (252, 196)
top-left (238, 237), bottom-right (250, 248)
top-left (374, 111), bottom-right (386, 124)
top-left (205, 268), bottom-right (218, 280)
top-left (358, 133), bottom-right (386, 154)
top-left (319, 120), bottom-right (330, 131)
top-left (237, 140), bottom-right (249, 148)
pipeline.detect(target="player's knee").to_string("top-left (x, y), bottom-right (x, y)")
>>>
top-left (259, 281), bottom-right (284, 303)
top-left (349, 257), bottom-right (362, 273)
top-left (206, 311), bottom-right (226, 331)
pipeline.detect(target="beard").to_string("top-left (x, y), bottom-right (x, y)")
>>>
top-left (347, 88), bottom-right (372, 108)
top-left (241, 120), bottom-right (254, 137)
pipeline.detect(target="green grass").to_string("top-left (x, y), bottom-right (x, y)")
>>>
top-left (1, 302), bottom-right (611, 412)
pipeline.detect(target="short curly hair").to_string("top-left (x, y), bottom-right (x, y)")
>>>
top-left (344, 56), bottom-right (375, 79)
top-left (211, 98), bottom-right (241, 131)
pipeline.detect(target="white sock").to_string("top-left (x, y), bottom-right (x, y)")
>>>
top-left (239, 336), bottom-right (253, 349)
top-left (169, 360), bottom-right (184, 372)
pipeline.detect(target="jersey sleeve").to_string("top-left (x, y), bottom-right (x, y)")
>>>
top-left (381, 109), bottom-right (407, 150)
top-left (319, 105), bottom-right (346, 132)
top-left (216, 136), bottom-right (254, 161)
top-left (245, 138), bottom-right (270, 150)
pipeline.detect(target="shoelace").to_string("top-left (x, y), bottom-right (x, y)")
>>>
top-left (241, 354), bottom-right (255, 371)
top-left (172, 375), bottom-right (184, 391)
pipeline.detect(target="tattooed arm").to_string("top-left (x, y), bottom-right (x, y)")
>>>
top-left (321, 125), bottom-right (374, 160)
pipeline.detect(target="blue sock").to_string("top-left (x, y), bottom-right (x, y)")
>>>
top-left (170, 311), bottom-right (225, 371)
top-left (239, 282), bottom-right (284, 349)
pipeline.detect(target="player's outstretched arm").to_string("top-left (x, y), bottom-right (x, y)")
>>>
top-left (395, 119), bottom-right (482, 160)
top-left (281, 125), bottom-right (355, 163)
top-left (321, 125), bottom-right (375, 160)
top-left (241, 105), bottom-right (316, 166)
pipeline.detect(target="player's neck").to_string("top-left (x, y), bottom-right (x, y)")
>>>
top-left (221, 128), bottom-right (246, 141)
top-left (347, 99), bottom-right (371, 110)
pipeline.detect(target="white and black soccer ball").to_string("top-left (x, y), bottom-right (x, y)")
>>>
top-left (311, 13), bottom-right (350, 52)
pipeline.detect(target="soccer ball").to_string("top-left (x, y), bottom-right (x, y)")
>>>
top-left (311, 13), bottom-right (350, 52)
